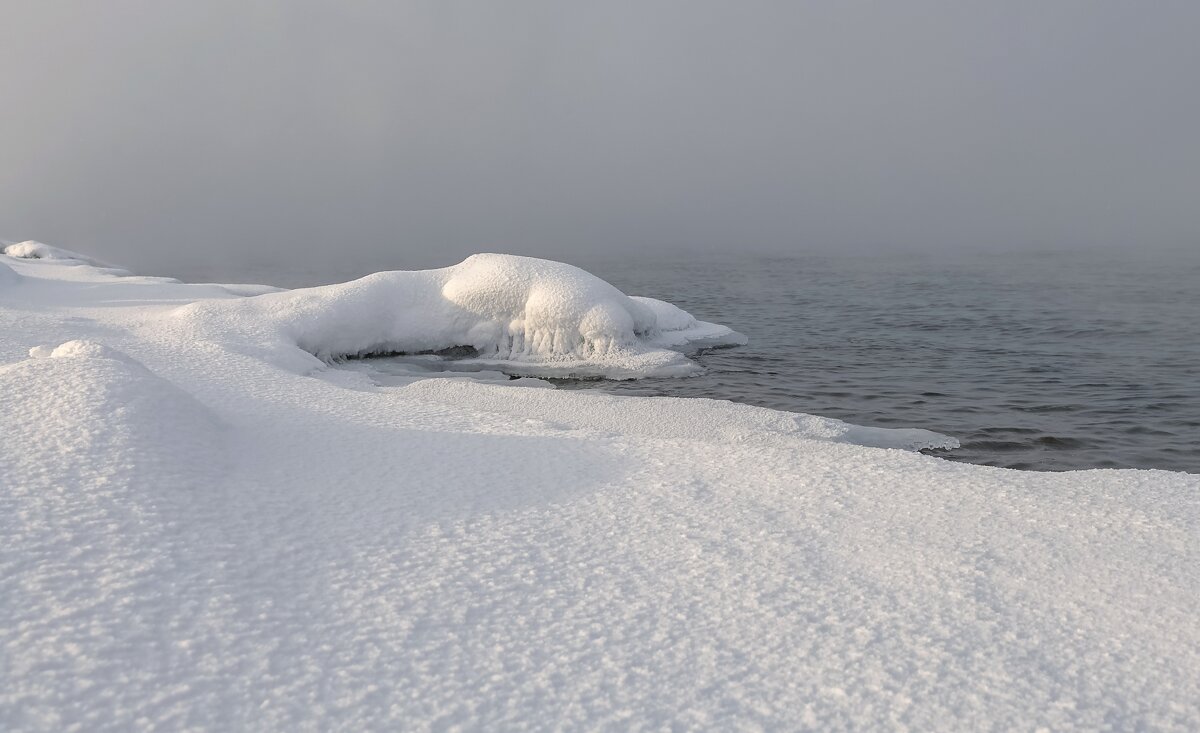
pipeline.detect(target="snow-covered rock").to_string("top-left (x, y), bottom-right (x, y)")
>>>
top-left (4, 240), bottom-right (118, 268)
top-left (176, 253), bottom-right (746, 378)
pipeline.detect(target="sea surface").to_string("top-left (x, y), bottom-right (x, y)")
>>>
top-left (571, 252), bottom-right (1199, 473)
top-left (173, 251), bottom-right (1199, 473)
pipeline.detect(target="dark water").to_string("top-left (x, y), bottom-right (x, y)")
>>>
top-left (173, 251), bottom-right (1199, 473)
top-left (564, 252), bottom-right (1199, 473)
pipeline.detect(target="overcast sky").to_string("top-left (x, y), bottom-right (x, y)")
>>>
top-left (2, 1), bottom-right (1197, 273)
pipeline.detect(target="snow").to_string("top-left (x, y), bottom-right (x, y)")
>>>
top-left (4, 240), bottom-right (121, 270)
top-left (398, 377), bottom-right (959, 452)
top-left (0, 260), bottom-right (19, 287)
top-left (174, 253), bottom-right (746, 379)
top-left (1, 245), bottom-right (1198, 731)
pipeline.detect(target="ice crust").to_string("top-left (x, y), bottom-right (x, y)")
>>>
top-left (1, 245), bottom-right (1198, 732)
top-left (176, 253), bottom-right (746, 378)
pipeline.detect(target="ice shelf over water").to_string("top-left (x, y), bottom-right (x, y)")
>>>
top-left (1, 243), bottom-right (1197, 731)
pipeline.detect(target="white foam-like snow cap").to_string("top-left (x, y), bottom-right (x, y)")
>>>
top-left (4, 240), bottom-right (113, 267)
top-left (4, 240), bottom-right (58, 259)
top-left (179, 253), bottom-right (746, 378)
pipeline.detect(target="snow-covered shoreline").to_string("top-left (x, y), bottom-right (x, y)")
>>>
top-left (2, 244), bottom-right (1197, 731)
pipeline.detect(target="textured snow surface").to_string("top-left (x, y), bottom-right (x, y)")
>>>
top-left (1, 248), bottom-right (1198, 732)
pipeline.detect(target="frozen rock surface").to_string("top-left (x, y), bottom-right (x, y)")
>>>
top-left (1, 245), bottom-right (1197, 732)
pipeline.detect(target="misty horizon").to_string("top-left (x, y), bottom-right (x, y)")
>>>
top-left (3, 1), bottom-right (1197, 274)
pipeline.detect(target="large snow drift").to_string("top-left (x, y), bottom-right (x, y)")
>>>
top-left (176, 253), bottom-right (746, 378)
top-left (2, 245), bottom-right (1197, 731)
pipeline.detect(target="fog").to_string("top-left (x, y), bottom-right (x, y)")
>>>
top-left (2, 1), bottom-right (1197, 275)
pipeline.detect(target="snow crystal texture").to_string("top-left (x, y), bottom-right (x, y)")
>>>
top-left (1, 245), bottom-right (1197, 732)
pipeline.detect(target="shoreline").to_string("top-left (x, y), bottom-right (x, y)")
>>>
top-left (2, 248), bottom-right (1197, 730)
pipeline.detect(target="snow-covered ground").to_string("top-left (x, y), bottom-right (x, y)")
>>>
top-left (1, 242), bottom-right (1197, 731)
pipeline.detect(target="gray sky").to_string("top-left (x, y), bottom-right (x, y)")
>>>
top-left (2, 1), bottom-right (1197, 274)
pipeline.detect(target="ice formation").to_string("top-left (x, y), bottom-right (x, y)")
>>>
top-left (176, 253), bottom-right (746, 378)
top-left (1, 244), bottom-right (1197, 731)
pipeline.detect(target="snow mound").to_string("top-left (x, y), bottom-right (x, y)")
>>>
top-left (632, 295), bottom-right (749, 349)
top-left (2, 340), bottom-right (223, 484)
top-left (177, 253), bottom-right (745, 378)
top-left (28, 339), bottom-right (140, 361)
top-left (3, 240), bottom-right (117, 268)
top-left (631, 296), bottom-right (696, 331)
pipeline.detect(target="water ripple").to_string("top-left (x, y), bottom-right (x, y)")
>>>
top-left (561, 252), bottom-right (1200, 473)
